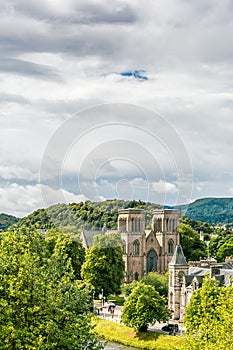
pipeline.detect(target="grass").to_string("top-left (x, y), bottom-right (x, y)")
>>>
top-left (108, 295), bottom-right (125, 306)
top-left (93, 318), bottom-right (186, 350)
top-left (94, 295), bottom-right (125, 306)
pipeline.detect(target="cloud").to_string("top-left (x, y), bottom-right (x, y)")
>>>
top-left (0, 166), bottom-right (37, 181)
top-left (152, 180), bottom-right (178, 194)
top-left (0, 0), bottom-right (233, 215)
top-left (0, 183), bottom-right (87, 217)
top-left (0, 58), bottom-right (62, 81)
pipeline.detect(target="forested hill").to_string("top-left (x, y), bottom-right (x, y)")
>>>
top-left (2, 197), bottom-right (233, 231)
top-left (17, 200), bottom-right (162, 230)
top-left (0, 213), bottom-right (19, 231)
top-left (179, 198), bottom-right (233, 226)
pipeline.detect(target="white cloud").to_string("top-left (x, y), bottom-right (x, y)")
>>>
top-left (151, 180), bottom-right (178, 194)
top-left (0, 0), bottom-right (233, 215)
top-left (0, 166), bottom-right (37, 181)
top-left (0, 183), bottom-right (87, 217)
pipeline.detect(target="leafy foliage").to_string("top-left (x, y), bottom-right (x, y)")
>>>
top-left (17, 200), bottom-right (162, 230)
top-left (81, 233), bottom-right (125, 297)
top-left (208, 229), bottom-right (233, 262)
top-left (122, 272), bottom-right (168, 299)
top-left (181, 197), bottom-right (233, 227)
top-left (179, 223), bottom-right (207, 261)
top-left (0, 213), bottom-right (18, 231)
top-left (184, 276), bottom-right (233, 349)
top-left (121, 283), bottom-right (170, 331)
top-left (45, 228), bottom-right (85, 279)
top-left (0, 227), bottom-right (102, 349)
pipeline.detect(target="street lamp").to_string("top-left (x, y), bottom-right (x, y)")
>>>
top-left (93, 289), bottom-right (95, 314)
top-left (101, 288), bottom-right (104, 306)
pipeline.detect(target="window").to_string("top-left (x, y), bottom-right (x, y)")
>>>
top-left (178, 271), bottom-right (184, 285)
top-left (135, 272), bottom-right (139, 281)
top-left (122, 242), bottom-right (126, 255)
top-left (133, 240), bottom-right (140, 256)
top-left (168, 239), bottom-right (174, 255)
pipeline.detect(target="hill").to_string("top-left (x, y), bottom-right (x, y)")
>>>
top-left (178, 198), bottom-right (233, 226)
top-left (17, 200), bottom-right (162, 230)
top-left (8, 197), bottom-right (233, 231)
top-left (0, 213), bottom-right (19, 231)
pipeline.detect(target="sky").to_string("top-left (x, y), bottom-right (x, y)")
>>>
top-left (0, 0), bottom-right (233, 217)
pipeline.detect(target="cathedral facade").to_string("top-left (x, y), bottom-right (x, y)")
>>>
top-left (81, 207), bottom-right (180, 283)
top-left (118, 208), bottom-right (180, 283)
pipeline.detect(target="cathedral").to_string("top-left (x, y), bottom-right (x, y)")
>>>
top-left (81, 207), bottom-right (180, 283)
top-left (118, 208), bottom-right (180, 282)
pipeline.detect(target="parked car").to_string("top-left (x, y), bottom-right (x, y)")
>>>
top-left (161, 324), bottom-right (179, 335)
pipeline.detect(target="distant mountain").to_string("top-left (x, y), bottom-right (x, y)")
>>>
top-left (176, 198), bottom-right (233, 226)
top-left (0, 213), bottom-right (19, 231)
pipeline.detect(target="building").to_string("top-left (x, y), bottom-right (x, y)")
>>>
top-left (168, 245), bottom-right (233, 320)
top-left (81, 208), bottom-right (180, 283)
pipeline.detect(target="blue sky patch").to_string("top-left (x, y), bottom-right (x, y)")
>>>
top-left (120, 70), bottom-right (148, 80)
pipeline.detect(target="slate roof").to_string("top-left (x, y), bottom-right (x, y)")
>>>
top-left (80, 230), bottom-right (102, 248)
top-left (170, 245), bottom-right (188, 266)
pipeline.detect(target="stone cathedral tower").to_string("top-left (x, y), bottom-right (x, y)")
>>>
top-left (118, 208), bottom-right (180, 283)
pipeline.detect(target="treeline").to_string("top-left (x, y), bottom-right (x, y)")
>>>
top-left (0, 213), bottom-right (19, 232)
top-left (182, 217), bottom-right (233, 262)
top-left (182, 197), bottom-right (233, 226)
top-left (17, 200), bottom-right (162, 230)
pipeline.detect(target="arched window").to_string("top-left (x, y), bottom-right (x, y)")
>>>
top-left (178, 271), bottom-right (184, 285)
top-left (122, 241), bottom-right (126, 255)
top-left (135, 272), bottom-right (139, 281)
top-left (168, 239), bottom-right (174, 255)
top-left (133, 240), bottom-right (140, 256)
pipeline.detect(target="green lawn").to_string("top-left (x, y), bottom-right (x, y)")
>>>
top-left (95, 295), bottom-right (125, 306)
top-left (93, 318), bottom-right (186, 350)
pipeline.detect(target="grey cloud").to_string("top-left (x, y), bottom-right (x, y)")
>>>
top-left (0, 58), bottom-right (62, 81)
top-left (1, 0), bottom-right (232, 70)
top-left (13, 0), bottom-right (137, 25)
top-left (0, 91), bottom-right (29, 104)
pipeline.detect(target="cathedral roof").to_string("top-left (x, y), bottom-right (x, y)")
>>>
top-left (170, 245), bottom-right (188, 266)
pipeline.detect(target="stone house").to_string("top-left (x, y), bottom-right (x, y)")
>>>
top-left (168, 245), bottom-right (233, 320)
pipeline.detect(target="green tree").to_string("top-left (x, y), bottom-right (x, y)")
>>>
top-left (184, 276), bottom-right (233, 350)
top-left (81, 233), bottom-right (125, 297)
top-left (208, 232), bottom-right (233, 261)
top-left (45, 228), bottom-right (85, 279)
top-left (216, 237), bottom-right (233, 262)
top-left (122, 272), bottom-right (168, 299)
top-left (179, 223), bottom-right (207, 261)
top-left (0, 227), bottom-right (102, 349)
top-left (141, 272), bottom-right (168, 298)
top-left (121, 283), bottom-right (170, 332)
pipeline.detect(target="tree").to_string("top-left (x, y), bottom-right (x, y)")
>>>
top-left (121, 283), bottom-right (170, 332)
top-left (0, 227), bottom-right (102, 349)
top-left (122, 272), bottom-right (168, 299)
top-left (81, 233), bottom-right (125, 297)
top-left (208, 232), bottom-right (233, 261)
top-left (179, 223), bottom-right (207, 261)
top-left (216, 237), bottom-right (233, 262)
top-left (184, 276), bottom-right (233, 350)
top-left (45, 228), bottom-right (85, 279)
top-left (141, 272), bottom-right (168, 298)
